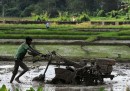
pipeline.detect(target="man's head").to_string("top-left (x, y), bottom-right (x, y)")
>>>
top-left (25, 36), bottom-right (32, 45)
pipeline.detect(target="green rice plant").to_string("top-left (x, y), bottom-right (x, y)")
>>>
top-left (99, 32), bottom-right (118, 37)
top-left (0, 24), bottom-right (45, 29)
top-left (85, 36), bottom-right (98, 42)
top-left (4, 29), bottom-right (99, 36)
top-left (99, 87), bottom-right (105, 91)
top-left (118, 30), bottom-right (130, 36)
top-left (1, 23), bottom-right (130, 30)
top-left (26, 87), bottom-right (35, 91)
top-left (0, 33), bottom-right (89, 40)
top-left (0, 85), bottom-right (43, 91)
top-left (0, 85), bottom-right (9, 91)
top-left (37, 87), bottom-right (43, 91)
top-left (15, 88), bottom-right (19, 91)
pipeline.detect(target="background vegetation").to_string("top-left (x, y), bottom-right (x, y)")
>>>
top-left (0, 0), bottom-right (130, 21)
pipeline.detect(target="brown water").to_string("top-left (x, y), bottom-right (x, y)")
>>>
top-left (0, 61), bottom-right (130, 91)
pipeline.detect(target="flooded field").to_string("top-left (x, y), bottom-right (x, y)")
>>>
top-left (0, 61), bottom-right (130, 91)
top-left (0, 44), bottom-right (130, 58)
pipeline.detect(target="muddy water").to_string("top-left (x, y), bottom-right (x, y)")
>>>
top-left (0, 61), bottom-right (130, 91)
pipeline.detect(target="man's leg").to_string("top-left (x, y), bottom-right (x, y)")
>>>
top-left (10, 60), bottom-right (19, 83)
top-left (15, 61), bottom-right (29, 83)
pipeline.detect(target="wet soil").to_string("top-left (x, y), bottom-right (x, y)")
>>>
top-left (0, 61), bottom-right (130, 91)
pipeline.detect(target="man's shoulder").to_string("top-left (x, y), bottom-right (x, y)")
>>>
top-left (21, 42), bottom-right (29, 48)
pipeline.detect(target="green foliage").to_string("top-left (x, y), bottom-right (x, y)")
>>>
top-left (6, 7), bottom-right (20, 17)
top-left (1, 0), bottom-right (130, 19)
top-left (37, 87), bottom-right (43, 91)
top-left (106, 10), bottom-right (119, 18)
top-left (33, 4), bottom-right (43, 15)
top-left (15, 88), bottom-right (19, 91)
top-left (99, 87), bottom-right (105, 91)
top-left (97, 10), bottom-right (105, 17)
top-left (41, 11), bottom-right (50, 21)
top-left (118, 30), bottom-right (130, 36)
top-left (21, 5), bottom-right (35, 17)
top-left (0, 85), bottom-right (43, 91)
top-left (26, 87), bottom-right (35, 91)
top-left (34, 11), bottom-right (50, 21)
top-left (0, 85), bottom-right (9, 91)
top-left (77, 13), bottom-right (90, 22)
top-left (58, 11), bottom-right (71, 21)
top-left (1, 24), bottom-right (130, 40)
top-left (86, 36), bottom-right (98, 42)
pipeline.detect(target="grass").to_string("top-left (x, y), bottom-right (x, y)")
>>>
top-left (90, 16), bottom-right (128, 21)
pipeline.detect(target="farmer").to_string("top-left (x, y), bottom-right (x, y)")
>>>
top-left (10, 36), bottom-right (41, 83)
top-left (45, 22), bottom-right (50, 29)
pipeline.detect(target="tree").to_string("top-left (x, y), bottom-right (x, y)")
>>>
top-left (102, 0), bottom-right (119, 12)
top-left (20, 5), bottom-right (34, 17)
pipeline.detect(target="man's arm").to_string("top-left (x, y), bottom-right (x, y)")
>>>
top-left (28, 46), bottom-right (41, 56)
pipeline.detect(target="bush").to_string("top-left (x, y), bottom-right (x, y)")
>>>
top-left (78, 13), bottom-right (90, 22)
top-left (106, 10), bottom-right (119, 18)
top-left (58, 11), bottom-right (71, 21)
top-left (41, 11), bottom-right (50, 21)
top-left (97, 10), bottom-right (105, 17)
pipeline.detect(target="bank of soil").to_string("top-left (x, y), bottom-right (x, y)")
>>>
top-left (0, 39), bottom-right (130, 45)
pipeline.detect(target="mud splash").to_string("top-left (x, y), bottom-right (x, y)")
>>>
top-left (0, 61), bottom-right (130, 91)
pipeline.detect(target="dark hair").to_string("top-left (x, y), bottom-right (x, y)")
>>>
top-left (25, 36), bottom-right (32, 41)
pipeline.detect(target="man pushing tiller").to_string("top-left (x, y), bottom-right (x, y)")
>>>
top-left (10, 37), bottom-right (43, 83)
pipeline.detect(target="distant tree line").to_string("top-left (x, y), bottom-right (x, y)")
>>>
top-left (0, 0), bottom-right (129, 18)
